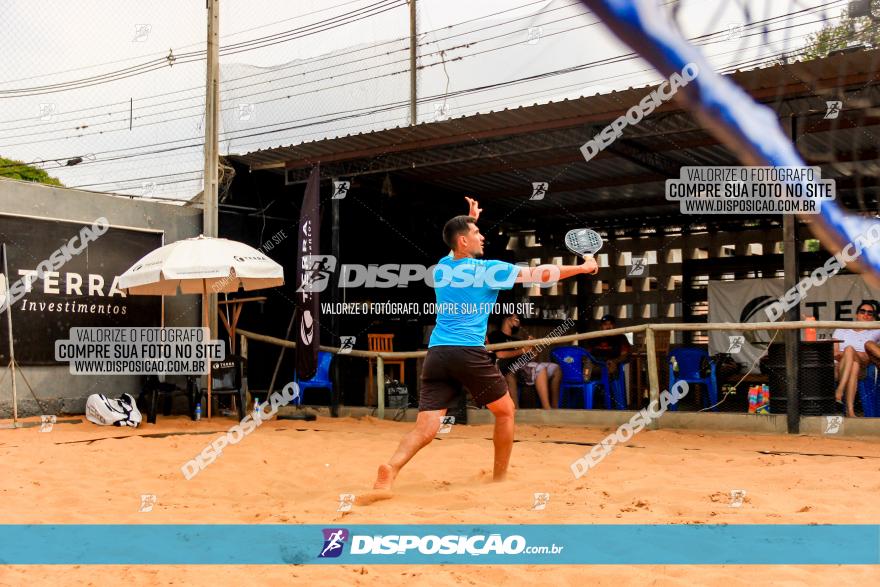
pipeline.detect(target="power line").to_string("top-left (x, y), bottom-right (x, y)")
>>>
top-left (10, 0), bottom-right (823, 142)
top-left (0, 20), bottom-right (651, 164)
top-left (69, 28), bottom-right (836, 196)
top-left (0, 6), bottom-right (597, 148)
top-left (0, 0), bottom-right (407, 97)
top-left (1, 2), bottom-right (845, 172)
top-left (0, 0), bottom-right (576, 139)
top-left (76, 46), bottom-right (820, 199)
top-left (0, 48), bottom-right (821, 177)
top-left (0, 0), bottom-right (376, 86)
top-left (69, 169), bottom-right (203, 189)
top-left (1, 0), bottom-right (405, 96)
top-left (1, 3), bottom-right (832, 150)
top-left (43, 23), bottom-right (831, 180)
top-left (0, 0), bottom-right (555, 127)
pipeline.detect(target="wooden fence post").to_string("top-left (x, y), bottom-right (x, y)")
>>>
top-left (645, 327), bottom-right (660, 429)
top-left (377, 356), bottom-right (385, 419)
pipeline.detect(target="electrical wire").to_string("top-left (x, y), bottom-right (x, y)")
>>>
top-left (0, 0), bottom-right (377, 86)
top-left (3, 1), bottom-right (849, 184)
top-left (0, 0), bottom-right (407, 97)
top-left (5, 23), bottom-right (836, 180)
top-left (0, 0), bottom-right (556, 127)
top-left (0, 5), bottom-right (837, 156)
top-left (699, 329), bottom-right (782, 412)
top-left (64, 35), bottom-right (830, 194)
top-left (18, 0), bottom-right (808, 140)
top-left (0, 0), bottom-right (586, 139)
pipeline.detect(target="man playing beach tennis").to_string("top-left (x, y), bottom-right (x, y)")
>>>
top-left (372, 197), bottom-right (598, 491)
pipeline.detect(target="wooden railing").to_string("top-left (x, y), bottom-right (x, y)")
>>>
top-left (238, 321), bottom-right (880, 419)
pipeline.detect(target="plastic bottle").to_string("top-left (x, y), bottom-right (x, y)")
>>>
top-left (194, 402), bottom-right (202, 421)
top-left (804, 315), bottom-right (817, 341)
top-left (253, 397), bottom-right (260, 414)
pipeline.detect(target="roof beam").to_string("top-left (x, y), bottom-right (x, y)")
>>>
top-left (605, 140), bottom-right (683, 177)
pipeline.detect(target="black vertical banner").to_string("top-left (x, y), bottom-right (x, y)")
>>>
top-left (294, 165), bottom-right (321, 380)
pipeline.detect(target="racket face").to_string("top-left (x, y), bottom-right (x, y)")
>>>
top-left (565, 228), bottom-right (603, 256)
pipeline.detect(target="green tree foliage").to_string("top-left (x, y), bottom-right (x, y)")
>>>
top-left (0, 157), bottom-right (63, 187)
top-left (800, 3), bottom-right (880, 61)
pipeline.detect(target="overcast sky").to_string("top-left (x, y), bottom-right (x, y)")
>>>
top-left (0, 0), bottom-right (843, 200)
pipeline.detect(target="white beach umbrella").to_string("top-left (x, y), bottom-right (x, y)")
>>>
top-left (120, 234), bottom-right (283, 295)
top-left (119, 235), bottom-right (284, 417)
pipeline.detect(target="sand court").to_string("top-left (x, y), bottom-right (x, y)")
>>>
top-left (1, 414), bottom-right (879, 584)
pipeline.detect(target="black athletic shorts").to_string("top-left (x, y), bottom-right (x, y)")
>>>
top-left (419, 346), bottom-right (509, 411)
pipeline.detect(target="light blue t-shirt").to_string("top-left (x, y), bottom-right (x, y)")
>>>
top-left (428, 255), bottom-right (519, 347)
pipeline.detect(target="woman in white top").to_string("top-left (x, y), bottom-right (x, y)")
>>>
top-left (833, 302), bottom-right (880, 417)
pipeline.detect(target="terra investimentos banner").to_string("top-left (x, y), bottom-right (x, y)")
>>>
top-left (0, 214), bottom-right (162, 365)
top-left (708, 275), bottom-right (880, 368)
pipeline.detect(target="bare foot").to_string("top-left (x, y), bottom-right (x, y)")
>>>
top-left (373, 464), bottom-right (396, 490)
top-left (355, 490), bottom-right (393, 506)
top-left (474, 468), bottom-right (494, 483)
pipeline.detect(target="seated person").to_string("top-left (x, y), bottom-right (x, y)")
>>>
top-left (488, 312), bottom-right (561, 409)
top-left (833, 301), bottom-right (880, 417)
top-left (585, 315), bottom-right (632, 378)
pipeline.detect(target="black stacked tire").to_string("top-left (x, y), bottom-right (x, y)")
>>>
top-left (762, 341), bottom-right (837, 416)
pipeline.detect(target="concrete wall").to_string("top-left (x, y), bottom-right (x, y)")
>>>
top-left (0, 179), bottom-right (201, 416)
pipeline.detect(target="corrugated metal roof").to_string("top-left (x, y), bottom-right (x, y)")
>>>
top-left (230, 49), bottom-right (880, 172)
top-left (227, 49), bottom-right (880, 227)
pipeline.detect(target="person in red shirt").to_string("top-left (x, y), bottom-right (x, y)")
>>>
top-left (585, 315), bottom-right (631, 378)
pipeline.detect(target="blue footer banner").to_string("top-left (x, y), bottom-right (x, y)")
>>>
top-left (0, 525), bottom-right (878, 564)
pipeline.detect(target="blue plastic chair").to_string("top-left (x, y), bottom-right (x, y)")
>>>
top-left (292, 351), bottom-right (334, 406)
top-left (551, 346), bottom-right (602, 409)
top-left (668, 347), bottom-right (718, 411)
top-left (584, 350), bottom-right (628, 410)
top-left (858, 363), bottom-right (880, 417)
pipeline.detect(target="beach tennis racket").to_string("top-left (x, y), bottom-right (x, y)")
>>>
top-left (565, 228), bottom-right (604, 257)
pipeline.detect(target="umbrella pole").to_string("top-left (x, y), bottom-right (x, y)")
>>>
top-left (159, 295), bottom-right (165, 383)
top-left (203, 284), bottom-right (212, 419)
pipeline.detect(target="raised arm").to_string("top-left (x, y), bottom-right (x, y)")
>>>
top-left (465, 196), bottom-right (482, 221)
top-left (516, 255), bottom-right (598, 284)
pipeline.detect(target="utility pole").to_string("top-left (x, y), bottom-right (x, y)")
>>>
top-left (409, 0), bottom-right (417, 125)
top-left (330, 188), bottom-right (341, 418)
top-left (203, 0), bottom-right (220, 340)
top-left (782, 115), bottom-right (800, 434)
